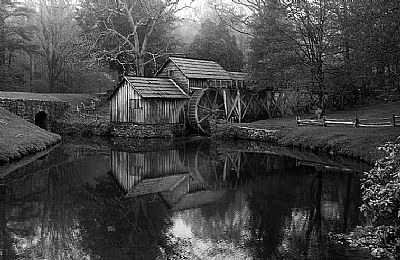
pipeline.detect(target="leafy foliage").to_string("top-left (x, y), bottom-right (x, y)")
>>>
top-left (361, 141), bottom-right (400, 257)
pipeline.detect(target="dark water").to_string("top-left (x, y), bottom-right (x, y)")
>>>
top-left (0, 137), bottom-right (375, 260)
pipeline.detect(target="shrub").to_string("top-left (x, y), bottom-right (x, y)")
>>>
top-left (360, 141), bottom-right (400, 257)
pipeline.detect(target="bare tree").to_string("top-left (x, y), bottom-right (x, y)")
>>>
top-left (214, 0), bottom-right (340, 108)
top-left (31, 0), bottom-right (80, 92)
top-left (285, 0), bottom-right (333, 108)
top-left (78, 0), bottom-right (191, 77)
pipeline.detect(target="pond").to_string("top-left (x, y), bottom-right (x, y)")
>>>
top-left (0, 137), bottom-right (376, 260)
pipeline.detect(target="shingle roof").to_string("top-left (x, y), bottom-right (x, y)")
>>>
top-left (172, 190), bottom-right (228, 211)
top-left (228, 71), bottom-right (247, 81)
top-left (125, 77), bottom-right (188, 99)
top-left (126, 174), bottom-right (188, 197)
top-left (166, 57), bottom-right (232, 80)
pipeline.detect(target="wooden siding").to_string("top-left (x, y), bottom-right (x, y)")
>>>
top-left (143, 99), bottom-right (185, 124)
top-left (110, 81), bottom-right (144, 123)
top-left (110, 149), bottom-right (188, 193)
top-left (156, 61), bottom-right (190, 94)
top-left (110, 81), bottom-right (186, 124)
top-left (189, 79), bottom-right (207, 90)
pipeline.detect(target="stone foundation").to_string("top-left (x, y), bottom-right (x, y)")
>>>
top-left (110, 123), bottom-right (187, 138)
top-left (211, 120), bottom-right (278, 142)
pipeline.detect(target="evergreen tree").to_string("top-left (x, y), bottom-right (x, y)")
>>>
top-left (188, 19), bottom-right (244, 72)
top-left (247, 1), bottom-right (299, 90)
top-left (0, 0), bottom-right (36, 89)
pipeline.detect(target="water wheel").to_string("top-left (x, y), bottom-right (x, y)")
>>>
top-left (188, 88), bottom-right (225, 135)
top-left (185, 139), bottom-right (219, 185)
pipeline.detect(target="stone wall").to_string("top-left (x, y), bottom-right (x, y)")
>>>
top-left (110, 122), bottom-right (187, 138)
top-left (0, 98), bottom-right (70, 130)
top-left (211, 120), bottom-right (279, 142)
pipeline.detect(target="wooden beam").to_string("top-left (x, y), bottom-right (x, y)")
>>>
top-left (222, 89), bottom-right (228, 117)
top-left (223, 156), bottom-right (228, 181)
top-left (240, 92), bottom-right (255, 119)
top-left (237, 90), bottom-right (241, 123)
top-left (228, 153), bottom-right (241, 178)
top-left (227, 91), bottom-right (241, 120)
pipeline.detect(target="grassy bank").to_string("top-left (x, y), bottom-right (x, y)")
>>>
top-left (227, 102), bottom-right (400, 164)
top-left (0, 91), bottom-right (97, 106)
top-left (0, 107), bottom-right (61, 164)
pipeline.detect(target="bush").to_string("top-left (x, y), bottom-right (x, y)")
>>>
top-left (360, 141), bottom-right (400, 257)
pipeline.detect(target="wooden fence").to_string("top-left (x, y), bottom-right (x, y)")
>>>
top-left (77, 112), bottom-right (107, 122)
top-left (296, 115), bottom-right (400, 128)
top-left (75, 101), bottom-right (108, 122)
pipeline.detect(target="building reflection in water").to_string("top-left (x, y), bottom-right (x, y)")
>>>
top-left (109, 142), bottom-right (365, 259)
top-left (0, 140), bottom-right (369, 260)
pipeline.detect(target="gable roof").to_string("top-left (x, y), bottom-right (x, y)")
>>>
top-left (127, 174), bottom-right (188, 197)
top-left (157, 57), bottom-right (232, 80)
top-left (228, 71), bottom-right (247, 81)
top-left (172, 190), bottom-right (227, 211)
top-left (111, 77), bottom-right (188, 99)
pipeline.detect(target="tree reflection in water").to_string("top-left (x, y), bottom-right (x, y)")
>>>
top-left (76, 178), bottom-right (175, 260)
top-left (164, 153), bottom-right (366, 260)
top-left (0, 140), bottom-right (370, 260)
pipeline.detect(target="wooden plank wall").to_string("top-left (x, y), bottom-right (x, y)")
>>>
top-left (110, 150), bottom-right (188, 192)
top-left (143, 99), bottom-right (185, 124)
top-left (189, 79), bottom-right (207, 89)
top-left (111, 151), bottom-right (143, 192)
top-left (111, 82), bottom-right (143, 123)
top-left (111, 82), bottom-right (186, 124)
top-left (156, 62), bottom-right (189, 94)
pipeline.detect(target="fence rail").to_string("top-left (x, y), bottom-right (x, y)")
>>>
top-left (296, 115), bottom-right (400, 128)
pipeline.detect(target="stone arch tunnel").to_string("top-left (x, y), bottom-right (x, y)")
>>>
top-left (0, 92), bottom-right (70, 131)
top-left (34, 111), bottom-right (49, 130)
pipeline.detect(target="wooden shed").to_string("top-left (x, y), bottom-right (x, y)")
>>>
top-left (109, 76), bottom-right (188, 124)
top-left (155, 57), bottom-right (232, 94)
top-left (109, 149), bottom-right (189, 194)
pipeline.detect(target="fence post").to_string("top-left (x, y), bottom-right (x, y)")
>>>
top-left (322, 116), bottom-right (326, 127)
top-left (393, 114), bottom-right (396, 127)
top-left (296, 116), bottom-right (299, 126)
top-left (354, 116), bottom-right (359, 128)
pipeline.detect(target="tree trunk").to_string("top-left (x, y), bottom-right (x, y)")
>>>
top-left (29, 53), bottom-right (33, 92)
top-left (0, 9), bottom-right (5, 85)
top-left (49, 72), bottom-right (55, 92)
top-left (137, 55), bottom-right (145, 76)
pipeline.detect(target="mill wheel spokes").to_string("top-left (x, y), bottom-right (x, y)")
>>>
top-left (188, 88), bottom-right (226, 135)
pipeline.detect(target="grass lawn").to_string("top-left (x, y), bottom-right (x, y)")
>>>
top-left (0, 107), bottom-right (60, 164)
top-left (0, 91), bottom-right (102, 165)
top-left (237, 101), bottom-right (400, 163)
top-left (0, 91), bottom-right (97, 106)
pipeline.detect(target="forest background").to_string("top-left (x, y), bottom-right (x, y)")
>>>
top-left (1, 0), bottom-right (399, 110)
